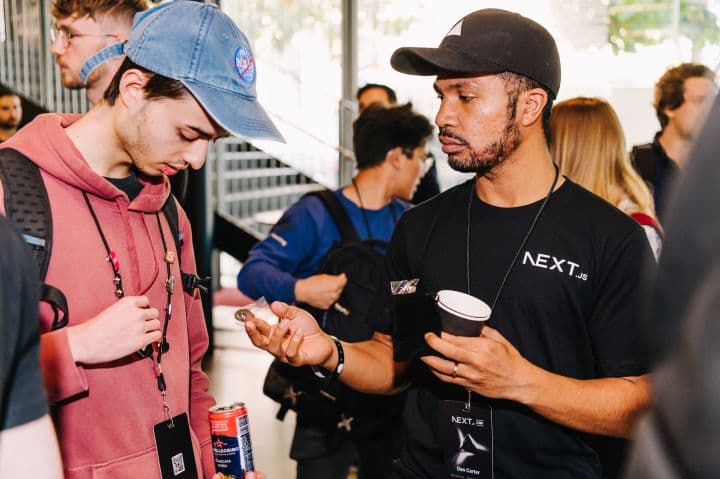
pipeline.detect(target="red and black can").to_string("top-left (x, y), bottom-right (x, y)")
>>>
top-left (209, 402), bottom-right (255, 479)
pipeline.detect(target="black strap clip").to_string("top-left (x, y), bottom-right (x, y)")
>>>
top-left (181, 272), bottom-right (211, 294)
top-left (42, 283), bottom-right (69, 331)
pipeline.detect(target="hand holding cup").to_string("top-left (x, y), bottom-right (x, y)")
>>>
top-left (435, 289), bottom-right (491, 336)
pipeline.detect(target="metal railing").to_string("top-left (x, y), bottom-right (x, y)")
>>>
top-left (2, 0), bottom-right (337, 352)
top-left (2, 0), bottom-right (325, 246)
top-left (1, 0), bottom-right (88, 113)
top-left (211, 138), bottom-right (325, 238)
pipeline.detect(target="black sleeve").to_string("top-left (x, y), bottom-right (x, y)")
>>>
top-left (369, 187), bottom-right (467, 361)
top-left (0, 217), bottom-right (48, 430)
top-left (588, 225), bottom-right (655, 377)
top-left (411, 162), bottom-right (441, 204)
top-left (383, 212), bottom-right (439, 362)
top-left (367, 219), bottom-right (408, 337)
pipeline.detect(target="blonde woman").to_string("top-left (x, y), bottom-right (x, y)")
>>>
top-left (550, 97), bottom-right (662, 258)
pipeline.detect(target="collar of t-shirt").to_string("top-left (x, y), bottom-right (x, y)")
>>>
top-left (651, 131), bottom-right (678, 174)
top-left (105, 170), bottom-right (143, 201)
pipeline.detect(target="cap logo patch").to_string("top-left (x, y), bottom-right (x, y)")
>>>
top-left (446, 19), bottom-right (463, 37)
top-left (234, 45), bottom-right (256, 85)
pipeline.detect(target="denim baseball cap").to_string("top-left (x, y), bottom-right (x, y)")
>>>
top-left (391, 9), bottom-right (561, 98)
top-left (120, 0), bottom-right (283, 141)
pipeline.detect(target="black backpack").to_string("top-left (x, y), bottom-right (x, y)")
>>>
top-left (0, 148), bottom-right (207, 331)
top-left (263, 189), bottom-right (404, 439)
top-left (303, 189), bottom-right (389, 341)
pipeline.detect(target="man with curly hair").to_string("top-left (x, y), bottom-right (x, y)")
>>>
top-left (632, 63), bottom-right (716, 220)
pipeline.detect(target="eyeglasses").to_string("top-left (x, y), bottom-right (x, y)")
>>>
top-left (50, 23), bottom-right (118, 48)
top-left (402, 148), bottom-right (435, 176)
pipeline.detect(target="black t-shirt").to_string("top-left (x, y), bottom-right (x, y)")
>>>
top-left (378, 179), bottom-right (654, 479)
top-left (631, 133), bottom-right (678, 223)
top-left (106, 170), bottom-right (143, 201)
top-left (0, 215), bottom-right (48, 430)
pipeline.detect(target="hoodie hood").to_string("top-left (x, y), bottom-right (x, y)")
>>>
top-left (3, 113), bottom-right (170, 212)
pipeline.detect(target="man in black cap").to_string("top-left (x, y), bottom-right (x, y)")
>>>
top-left (245, 9), bottom-right (653, 478)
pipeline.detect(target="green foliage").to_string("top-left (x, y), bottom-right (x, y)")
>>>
top-left (609, 0), bottom-right (720, 54)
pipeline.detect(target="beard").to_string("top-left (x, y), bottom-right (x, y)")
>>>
top-left (443, 118), bottom-right (521, 176)
top-left (443, 88), bottom-right (524, 176)
top-left (60, 70), bottom-right (84, 89)
top-left (0, 119), bottom-right (19, 130)
top-left (56, 58), bottom-right (84, 89)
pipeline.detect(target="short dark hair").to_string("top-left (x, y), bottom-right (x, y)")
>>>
top-left (52, 0), bottom-right (147, 25)
top-left (103, 58), bottom-right (188, 105)
top-left (353, 103), bottom-right (433, 169)
top-left (356, 83), bottom-right (397, 104)
top-left (654, 63), bottom-right (715, 130)
top-left (499, 71), bottom-right (553, 143)
top-left (0, 85), bottom-right (20, 99)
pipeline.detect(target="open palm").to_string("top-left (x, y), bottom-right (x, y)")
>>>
top-left (244, 301), bottom-right (335, 368)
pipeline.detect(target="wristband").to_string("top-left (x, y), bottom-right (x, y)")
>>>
top-left (312, 336), bottom-right (344, 380)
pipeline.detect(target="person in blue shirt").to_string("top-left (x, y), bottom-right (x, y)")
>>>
top-left (356, 83), bottom-right (440, 204)
top-left (238, 103), bottom-right (432, 312)
top-left (237, 103), bottom-right (433, 479)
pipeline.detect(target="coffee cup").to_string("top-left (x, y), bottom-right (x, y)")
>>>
top-left (435, 289), bottom-right (491, 336)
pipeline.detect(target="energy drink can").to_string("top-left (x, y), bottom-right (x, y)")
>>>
top-left (209, 402), bottom-right (255, 479)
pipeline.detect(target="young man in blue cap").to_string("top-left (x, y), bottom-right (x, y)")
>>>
top-left (0, 1), bottom-right (281, 477)
top-left (245, 8), bottom-right (653, 478)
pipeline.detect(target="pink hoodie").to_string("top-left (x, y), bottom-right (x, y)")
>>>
top-left (1, 114), bottom-right (216, 478)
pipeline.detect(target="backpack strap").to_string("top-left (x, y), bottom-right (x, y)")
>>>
top-left (161, 194), bottom-right (183, 260)
top-left (160, 194), bottom-right (210, 294)
top-left (0, 148), bottom-right (52, 277)
top-left (0, 148), bottom-right (68, 330)
top-left (631, 144), bottom-right (657, 185)
top-left (305, 189), bottom-right (360, 242)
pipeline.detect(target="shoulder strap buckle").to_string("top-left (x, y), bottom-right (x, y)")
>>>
top-left (181, 272), bottom-right (211, 294)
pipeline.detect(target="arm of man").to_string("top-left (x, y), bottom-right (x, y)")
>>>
top-left (422, 327), bottom-right (649, 437)
top-left (0, 180), bottom-right (162, 404)
top-left (178, 205), bottom-right (216, 478)
top-left (423, 225), bottom-right (655, 438)
top-left (186, 290), bottom-right (216, 477)
top-left (294, 272), bottom-right (347, 310)
top-left (244, 302), bottom-right (406, 394)
top-left (0, 415), bottom-right (64, 478)
top-left (238, 198), bottom-right (333, 305)
top-left (0, 216), bottom-right (63, 477)
top-left (0, 181), bottom-right (85, 404)
top-left (319, 331), bottom-right (407, 394)
top-left (519, 370), bottom-right (649, 438)
top-left (0, 414), bottom-right (63, 479)
top-left (39, 296), bottom-right (162, 403)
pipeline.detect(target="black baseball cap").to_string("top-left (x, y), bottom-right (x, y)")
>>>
top-left (391, 9), bottom-right (561, 98)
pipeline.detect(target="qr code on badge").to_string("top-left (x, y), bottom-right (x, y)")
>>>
top-left (171, 452), bottom-right (186, 476)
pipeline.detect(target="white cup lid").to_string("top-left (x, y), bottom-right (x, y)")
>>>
top-left (436, 289), bottom-right (491, 320)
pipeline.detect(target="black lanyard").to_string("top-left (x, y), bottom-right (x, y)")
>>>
top-left (351, 178), bottom-right (399, 240)
top-left (83, 192), bottom-right (175, 420)
top-left (461, 164), bottom-right (559, 409)
top-left (466, 163), bottom-right (560, 311)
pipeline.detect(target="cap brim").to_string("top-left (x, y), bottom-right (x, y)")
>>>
top-left (183, 79), bottom-right (285, 142)
top-left (391, 47), bottom-right (502, 77)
